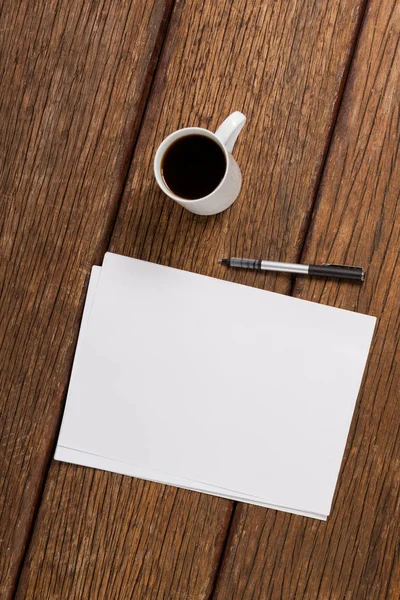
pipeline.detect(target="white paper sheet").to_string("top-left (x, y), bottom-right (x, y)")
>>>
top-left (57, 253), bottom-right (375, 517)
top-left (57, 266), bottom-right (325, 519)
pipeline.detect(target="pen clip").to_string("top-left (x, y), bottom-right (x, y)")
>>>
top-left (323, 263), bottom-right (363, 271)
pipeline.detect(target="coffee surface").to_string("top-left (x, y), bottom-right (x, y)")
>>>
top-left (161, 134), bottom-right (226, 200)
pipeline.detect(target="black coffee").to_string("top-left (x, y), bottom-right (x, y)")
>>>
top-left (161, 134), bottom-right (226, 200)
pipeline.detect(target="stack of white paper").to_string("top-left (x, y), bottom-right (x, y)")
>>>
top-left (56, 252), bottom-right (376, 519)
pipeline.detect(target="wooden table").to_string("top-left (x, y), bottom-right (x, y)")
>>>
top-left (1, 0), bottom-right (398, 598)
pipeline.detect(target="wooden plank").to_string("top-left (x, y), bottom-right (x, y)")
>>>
top-left (14, 1), bottom-right (369, 598)
top-left (213, 1), bottom-right (400, 598)
top-left (0, 1), bottom-right (173, 597)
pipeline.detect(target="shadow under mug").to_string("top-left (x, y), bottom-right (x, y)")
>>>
top-left (154, 112), bottom-right (246, 216)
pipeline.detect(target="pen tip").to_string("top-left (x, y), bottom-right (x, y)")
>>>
top-left (217, 259), bottom-right (229, 265)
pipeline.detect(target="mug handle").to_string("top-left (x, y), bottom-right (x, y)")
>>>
top-left (215, 111), bottom-right (246, 153)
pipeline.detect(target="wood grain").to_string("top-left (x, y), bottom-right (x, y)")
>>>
top-left (15, 0), bottom-right (369, 598)
top-left (214, 1), bottom-right (400, 598)
top-left (0, 0), bottom-right (173, 597)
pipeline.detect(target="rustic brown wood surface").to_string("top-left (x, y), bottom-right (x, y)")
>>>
top-left (12, 0), bottom-right (377, 598)
top-left (3, 0), bottom-right (398, 598)
top-left (213, 1), bottom-right (400, 599)
top-left (0, 0), bottom-right (173, 597)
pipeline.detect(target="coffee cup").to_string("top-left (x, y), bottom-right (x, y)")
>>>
top-left (154, 112), bottom-right (246, 215)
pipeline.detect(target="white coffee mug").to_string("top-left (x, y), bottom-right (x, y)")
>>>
top-left (154, 112), bottom-right (246, 215)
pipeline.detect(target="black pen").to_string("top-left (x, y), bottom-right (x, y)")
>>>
top-left (218, 258), bottom-right (365, 282)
